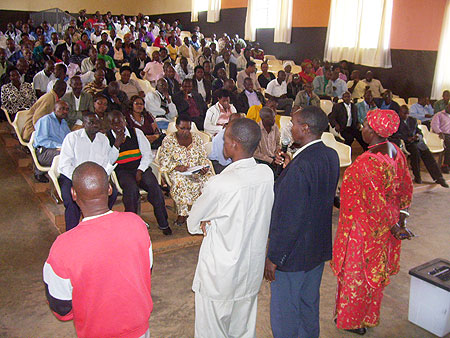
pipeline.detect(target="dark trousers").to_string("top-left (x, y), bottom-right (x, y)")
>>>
top-left (276, 98), bottom-right (294, 116)
top-left (406, 142), bottom-right (442, 180)
top-left (35, 147), bottom-right (60, 176)
top-left (116, 168), bottom-right (169, 230)
top-left (210, 160), bottom-right (228, 174)
top-left (270, 263), bottom-right (325, 338)
top-left (340, 126), bottom-right (368, 150)
top-left (444, 134), bottom-right (450, 166)
top-left (59, 174), bottom-right (118, 231)
top-left (191, 116), bottom-right (205, 131)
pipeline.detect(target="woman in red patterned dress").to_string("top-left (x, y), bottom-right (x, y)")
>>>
top-left (331, 109), bottom-right (414, 335)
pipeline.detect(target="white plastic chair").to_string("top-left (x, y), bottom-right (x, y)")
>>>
top-left (166, 121), bottom-right (199, 134)
top-left (204, 142), bottom-right (213, 156)
top-left (279, 116), bottom-right (291, 132)
top-left (408, 97), bottom-right (419, 106)
top-left (2, 106), bottom-right (14, 126)
top-left (321, 132), bottom-right (352, 167)
top-left (48, 155), bottom-right (62, 203)
top-left (393, 97), bottom-right (407, 107)
top-left (12, 110), bottom-right (31, 146)
top-left (264, 55), bottom-right (277, 61)
top-left (291, 65), bottom-right (302, 73)
top-left (27, 131), bottom-right (50, 173)
top-left (268, 59), bottom-right (283, 67)
top-left (418, 125), bottom-right (444, 153)
top-left (320, 100), bottom-right (334, 115)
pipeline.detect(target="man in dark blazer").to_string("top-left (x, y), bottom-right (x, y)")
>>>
top-left (235, 77), bottom-right (265, 114)
top-left (192, 65), bottom-right (212, 105)
top-left (172, 78), bottom-right (208, 130)
top-left (54, 33), bottom-right (74, 60)
top-left (264, 106), bottom-right (340, 338)
top-left (329, 91), bottom-right (367, 150)
top-left (61, 76), bottom-right (93, 129)
top-left (130, 48), bottom-right (151, 79)
top-left (213, 50), bottom-right (237, 81)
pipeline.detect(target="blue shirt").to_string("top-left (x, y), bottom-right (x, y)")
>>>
top-left (34, 112), bottom-right (71, 149)
top-left (43, 26), bottom-right (56, 43)
top-left (209, 128), bottom-right (232, 166)
top-left (409, 103), bottom-right (434, 122)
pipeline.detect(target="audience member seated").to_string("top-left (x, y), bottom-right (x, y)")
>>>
top-left (22, 80), bottom-right (67, 142)
top-left (55, 33), bottom-right (74, 60)
top-left (80, 47), bottom-right (97, 74)
top-left (37, 44), bottom-right (61, 68)
top-left (236, 48), bottom-right (254, 71)
top-left (213, 50), bottom-right (237, 81)
top-left (204, 89), bottom-right (237, 136)
top-left (92, 94), bottom-right (110, 133)
top-left (283, 63), bottom-right (294, 84)
top-left (202, 61), bottom-right (214, 83)
top-left (347, 70), bottom-right (366, 100)
top-left (130, 48), bottom-right (151, 79)
top-left (83, 69), bottom-right (107, 96)
top-left (212, 68), bottom-right (227, 92)
top-left (212, 78), bottom-right (237, 105)
top-left (46, 63), bottom-right (69, 95)
top-left (58, 112), bottom-right (120, 231)
top-left (96, 32), bottom-right (114, 53)
top-left (106, 110), bottom-right (172, 235)
top-left (109, 38), bottom-right (125, 67)
top-left (172, 78), bottom-right (208, 130)
top-left (253, 107), bottom-right (280, 173)
top-left (61, 76), bottom-right (94, 130)
top-left (236, 77), bottom-right (265, 114)
top-left (100, 81), bottom-right (129, 112)
top-left (246, 99), bottom-right (280, 128)
top-left (313, 69), bottom-right (332, 98)
top-left (153, 30), bottom-right (168, 48)
top-left (258, 62), bottom-right (275, 90)
top-left (236, 61), bottom-right (260, 92)
top-left (60, 50), bottom-right (80, 79)
top-left (293, 82), bottom-right (320, 110)
top-left (265, 70), bottom-right (293, 116)
top-left (1, 67), bottom-right (36, 117)
top-left (0, 48), bottom-right (12, 78)
top-left (231, 43), bottom-right (242, 60)
top-left (192, 65), bottom-right (212, 105)
top-left (410, 96), bottom-right (435, 128)
top-left (433, 90), bottom-right (449, 113)
top-left (196, 46), bottom-right (213, 67)
top-left (5, 38), bottom-right (19, 60)
top-left (118, 66), bottom-right (144, 99)
top-left (325, 69), bottom-right (348, 99)
top-left (142, 50), bottom-right (164, 86)
top-left (158, 115), bottom-right (213, 226)
top-left (175, 56), bottom-right (194, 82)
top-left (299, 59), bottom-right (316, 85)
top-left (251, 42), bottom-right (264, 60)
top-left (362, 71), bottom-right (384, 102)
top-left (431, 103), bottom-right (450, 174)
top-left (33, 101), bottom-right (71, 182)
top-left (76, 32), bottom-right (91, 55)
top-left (209, 113), bottom-right (242, 174)
top-left (33, 60), bottom-right (56, 98)
top-left (390, 105), bottom-right (448, 187)
top-left (377, 90), bottom-right (400, 113)
top-left (145, 78), bottom-right (178, 130)
top-left (329, 91), bottom-right (367, 150)
top-left (179, 37), bottom-right (194, 61)
top-left (97, 44), bottom-right (116, 70)
top-left (163, 63), bottom-right (181, 96)
top-left (357, 89), bottom-right (377, 124)
top-left (287, 74), bottom-right (303, 100)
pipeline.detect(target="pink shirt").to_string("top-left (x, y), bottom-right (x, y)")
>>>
top-left (143, 61), bottom-right (164, 83)
top-left (431, 111), bottom-right (450, 134)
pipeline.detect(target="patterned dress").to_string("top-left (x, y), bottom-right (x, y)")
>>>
top-left (331, 145), bottom-right (413, 330)
top-left (158, 133), bottom-right (213, 216)
top-left (1, 82), bottom-right (37, 116)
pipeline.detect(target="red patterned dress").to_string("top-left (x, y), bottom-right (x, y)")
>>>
top-left (331, 145), bottom-right (413, 330)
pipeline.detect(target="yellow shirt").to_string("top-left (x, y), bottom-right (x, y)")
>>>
top-left (167, 45), bottom-right (179, 61)
top-left (246, 104), bottom-right (281, 128)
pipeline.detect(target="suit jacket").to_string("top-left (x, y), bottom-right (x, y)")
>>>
top-left (329, 102), bottom-right (359, 130)
top-left (130, 56), bottom-right (151, 79)
top-left (235, 90), bottom-right (265, 114)
top-left (192, 78), bottom-right (212, 104)
top-left (213, 61), bottom-right (237, 81)
top-left (22, 90), bottom-right (58, 141)
top-left (165, 76), bottom-right (181, 97)
top-left (390, 116), bottom-right (425, 149)
top-left (55, 43), bottom-right (73, 60)
top-left (172, 91), bottom-right (208, 117)
top-left (100, 88), bottom-right (129, 112)
top-left (61, 91), bottom-right (94, 128)
top-left (267, 141), bottom-right (340, 272)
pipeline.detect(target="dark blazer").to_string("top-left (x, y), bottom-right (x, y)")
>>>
top-left (213, 61), bottom-right (238, 81)
top-left (192, 78), bottom-right (212, 104)
top-left (329, 102), bottom-right (359, 130)
top-left (55, 43), bottom-right (74, 60)
top-left (100, 88), bottom-right (129, 112)
top-left (376, 100), bottom-right (400, 113)
top-left (390, 116), bottom-right (423, 147)
top-left (172, 91), bottom-right (208, 117)
top-left (165, 76), bottom-right (181, 96)
top-left (235, 90), bottom-right (266, 114)
top-left (267, 141), bottom-right (340, 272)
top-left (61, 91), bottom-right (94, 128)
top-left (130, 56), bottom-right (151, 79)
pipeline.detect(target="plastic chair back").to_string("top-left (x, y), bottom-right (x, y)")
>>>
top-left (166, 121), bottom-right (199, 134)
top-left (320, 100), bottom-right (334, 115)
top-left (48, 155), bottom-right (62, 202)
top-left (12, 110), bottom-right (31, 146)
top-left (321, 132), bottom-right (352, 167)
top-left (27, 131), bottom-right (51, 172)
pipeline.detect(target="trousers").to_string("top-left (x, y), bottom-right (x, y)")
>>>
top-left (270, 263), bottom-right (325, 338)
top-left (443, 134), bottom-right (450, 166)
top-left (35, 147), bottom-right (60, 175)
top-left (406, 142), bottom-right (442, 180)
top-left (116, 168), bottom-right (169, 230)
top-left (276, 98), bottom-right (294, 116)
top-left (340, 127), bottom-right (368, 150)
top-left (59, 174), bottom-right (118, 231)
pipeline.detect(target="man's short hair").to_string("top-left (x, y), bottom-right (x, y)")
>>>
top-left (120, 65), bottom-right (132, 73)
top-left (246, 61), bottom-right (256, 69)
top-left (259, 107), bottom-right (274, 120)
top-left (107, 110), bottom-right (124, 121)
top-left (55, 63), bottom-right (67, 74)
top-left (176, 115), bottom-right (192, 125)
top-left (297, 106), bottom-right (329, 137)
top-left (216, 89), bottom-right (230, 99)
top-left (228, 118), bottom-right (261, 155)
top-left (93, 93), bottom-right (108, 102)
top-left (194, 65), bottom-right (204, 73)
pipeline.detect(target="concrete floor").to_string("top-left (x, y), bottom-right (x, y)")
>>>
top-left (0, 143), bottom-right (449, 338)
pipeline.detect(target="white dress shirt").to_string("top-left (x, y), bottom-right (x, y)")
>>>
top-left (196, 79), bottom-right (207, 101)
top-left (204, 102), bottom-right (237, 136)
top-left (33, 70), bottom-right (56, 93)
top-left (187, 157), bottom-right (274, 301)
top-left (58, 128), bottom-right (119, 180)
top-left (266, 79), bottom-right (287, 98)
top-left (344, 102), bottom-right (352, 127)
top-left (144, 90), bottom-right (178, 120)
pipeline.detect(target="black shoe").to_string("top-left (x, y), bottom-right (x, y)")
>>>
top-left (344, 328), bottom-right (367, 335)
top-left (442, 165), bottom-right (450, 174)
top-left (162, 227), bottom-right (172, 236)
top-left (414, 177), bottom-right (422, 184)
top-left (34, 174), bottom-right (49, 183)
top-left (436, 177), bottom-right (449, 188)
top-left (333, 195), bottom-right (341, 209)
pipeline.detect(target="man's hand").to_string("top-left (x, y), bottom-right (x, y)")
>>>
top-left (114, 131), bottom-right (126, 148)
top-left (264, 257), bottom-right (277, 282)
top-left (136, 169), bottom-right (143, 183)
top-left (200, 221), bottom-right (210, 236)
top-left (274, 151), bottom-right (290, 168)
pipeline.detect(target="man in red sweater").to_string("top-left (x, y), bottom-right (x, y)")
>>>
top-left (43, 162), bottom-right (153, 338)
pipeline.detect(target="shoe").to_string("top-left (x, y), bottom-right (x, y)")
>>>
top-left (34, 174), bottom-right (49, 183)
top-left (162, 227), bottom-right (172, 236)
top-left (441, 165), bottom-right (450, 174)
top-left (414, 177), bottom-right (422, 184)
top-left (333, 195), bottom-right (340, 209)
top-left (436, 177), bottom-right (449, 188)
top-left (144, 222), bottom-right (150, 229)
top-left (344, 328), bottom-right (367, 335)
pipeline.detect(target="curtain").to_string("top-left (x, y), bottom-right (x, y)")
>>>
top-left (191, 0), bottom-right (199, 22)
top-left (244, 0), bottom-right (257, 42)
top-left (431, 0), bottom-right (450, 99)
top-left (207, 0), bottom-right (221, 23)
top-left (274, 0), bottom-right (293, 43)
top-left (324, 0), bottom-right (393, 68)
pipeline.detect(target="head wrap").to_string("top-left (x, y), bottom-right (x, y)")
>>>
top-left (367, 109), bottom-right (400, 138)
top-left (301, 59), bottom-right (312, 69)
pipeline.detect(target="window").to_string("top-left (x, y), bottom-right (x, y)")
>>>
top-left (432, 0), bottom-right (450, 99)
top-left (253, 0), bottom-right (278, 29)
top-left (196, 0), bottom-right (209, 12)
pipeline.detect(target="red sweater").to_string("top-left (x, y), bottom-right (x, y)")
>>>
top-left (44, 211), bottom-right (153, 338)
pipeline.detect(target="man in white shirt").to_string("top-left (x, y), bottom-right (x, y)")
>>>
top-left (325, 69), bottom-right (348, 99)
top-left (58, 112), bottom-right (123, 231)
top-left (145, 78), bottom-right (178, 130)
top-left (46, 63), bottom-right (70, 95)
top-left (204, 89), bottom-right (237, 136)
top-left (188, 118), bottom-right (274, 338)
top-left (33, 60), bottom-right (56, 98)
top-left (265, 70), bottom-right (293, 116)
top-left (347, 70), bottom-right (366, 100)
top-left (49, 33), bottom-right (59, 53)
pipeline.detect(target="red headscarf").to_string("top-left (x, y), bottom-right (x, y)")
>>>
top-left (367, 109), bottom-right (400, 138)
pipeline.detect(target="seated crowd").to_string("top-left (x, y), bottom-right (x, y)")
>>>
top-left (1, 10), bottom-right (449, 237)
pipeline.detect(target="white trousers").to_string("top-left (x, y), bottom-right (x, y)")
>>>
top-left (194, 292), bottom-right (258, 338)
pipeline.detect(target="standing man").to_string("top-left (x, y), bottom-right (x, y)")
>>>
top-left (43, 162), bottom-right (153, 338)
top-left (265, 106), bottom-right (340, 338)
top-left (188, 118), bottom-right (274, 338)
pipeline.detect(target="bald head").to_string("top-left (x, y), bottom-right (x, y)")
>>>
top-left (72, 162), bottom-right (110, 204)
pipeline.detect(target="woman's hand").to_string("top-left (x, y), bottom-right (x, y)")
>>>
top-left (391, 223), bottom-right (414, 240)
top-left (146, 134), bottom-right (160, 143)
top-left (199, 167), bottom-right (209, 175)
top-left (174, 165), bottom-right (188, 172)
